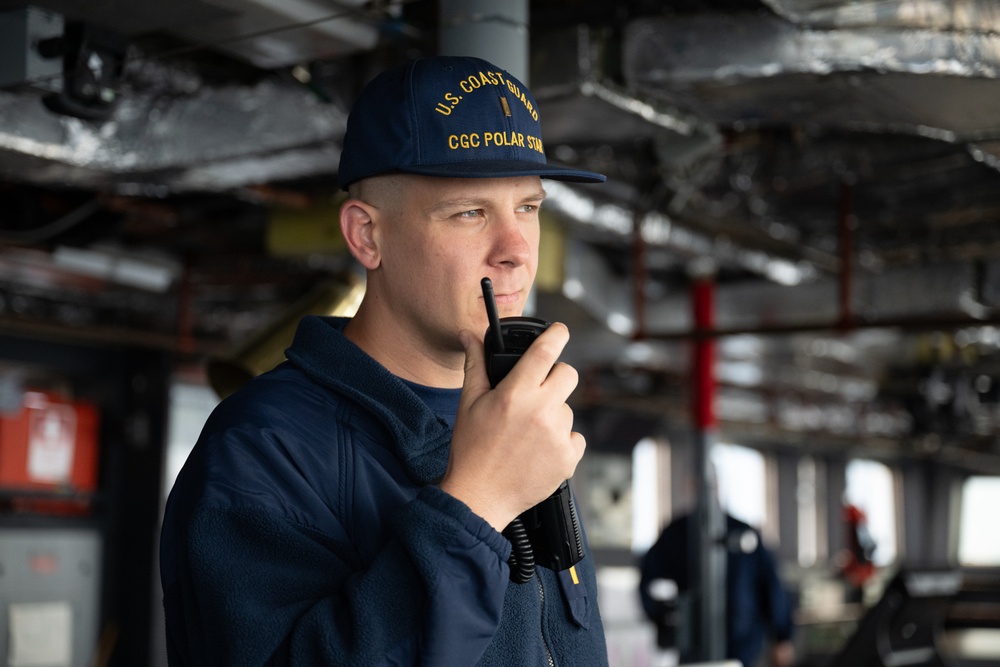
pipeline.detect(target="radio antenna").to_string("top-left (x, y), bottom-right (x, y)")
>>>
top-left (481, 277), bottom-right (505, 353)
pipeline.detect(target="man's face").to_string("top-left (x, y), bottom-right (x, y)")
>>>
top-left (369, 174), bottom-right (544, 354)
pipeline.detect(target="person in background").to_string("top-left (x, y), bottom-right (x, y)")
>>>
top-left (159, 55), bottom-right (610, 665)
top-left (837, 502), bottom-right (877, 604)
top-left (639, 512), bottom-right (796, 667)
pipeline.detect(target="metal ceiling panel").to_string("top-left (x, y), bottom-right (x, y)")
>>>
top-left (0, 0), bottom-right (234, 36)
top-left (167, 0), bottom-right (378, 68)
top-left (0, 0), bottom-right (379, 69)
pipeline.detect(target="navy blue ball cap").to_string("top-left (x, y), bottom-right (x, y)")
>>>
top-left (337, 56), bottom-right (606, 189)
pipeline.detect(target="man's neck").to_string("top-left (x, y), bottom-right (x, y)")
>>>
top-left (343, 307), bottom-right (465, 389)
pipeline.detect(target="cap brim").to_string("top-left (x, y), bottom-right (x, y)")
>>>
top-left (398, 159), bottom-right (606, 184)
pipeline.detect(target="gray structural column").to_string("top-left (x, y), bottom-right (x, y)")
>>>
top-left (439, 0), bottom-right (530, 83)
top-left (690, 273), bottom-right (727, 662)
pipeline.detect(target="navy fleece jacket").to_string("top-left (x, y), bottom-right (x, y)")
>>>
top-left (160, 315), bottom-right (608, 666)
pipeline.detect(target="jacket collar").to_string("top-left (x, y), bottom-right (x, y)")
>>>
top-left (285, 316), bottom-right (452, 485)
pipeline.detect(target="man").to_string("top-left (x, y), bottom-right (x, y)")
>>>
top-left (160, 55), bottom-right (609, 665)
top-left (639, 513), bottom-right (795, 667)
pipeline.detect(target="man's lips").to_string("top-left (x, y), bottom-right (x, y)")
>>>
top-left (490, 290), bottom-right (520, 306)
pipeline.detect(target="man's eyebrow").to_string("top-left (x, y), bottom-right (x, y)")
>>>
top-left (428, 197), bottom-right (490, 214)
top-left (427, 189), bottom-right (547, 214)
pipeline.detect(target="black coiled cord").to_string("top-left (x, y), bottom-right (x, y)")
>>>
top-left (502, 517), bottom-right (535, 583)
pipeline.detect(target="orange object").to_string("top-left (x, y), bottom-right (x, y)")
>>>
top-left (0, 390), bottom-right (100, 513)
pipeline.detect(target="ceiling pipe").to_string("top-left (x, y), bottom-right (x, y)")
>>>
top-left (543, 180), bottom-right (821, 286)
top-left (645, 313), bottom-right (1000, 342)
top-left (559, 226), bottom-right (1000, 343)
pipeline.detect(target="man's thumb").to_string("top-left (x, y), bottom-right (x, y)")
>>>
top-left (460, 329), bottom-right (490, 395)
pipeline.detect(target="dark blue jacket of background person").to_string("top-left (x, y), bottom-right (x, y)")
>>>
top-left (160, 315), bottom-right (608, 666)
top-left (639, 513), bottom-right (794, 667)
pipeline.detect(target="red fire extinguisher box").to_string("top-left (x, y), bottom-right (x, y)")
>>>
top-left (0, 391), bottom-right (100, 508)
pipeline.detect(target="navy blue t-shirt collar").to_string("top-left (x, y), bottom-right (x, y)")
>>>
top-left (400, 378), bottom-right (461, 429)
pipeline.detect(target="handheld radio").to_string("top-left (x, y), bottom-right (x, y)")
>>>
top-left (481, 277), bottom-right (585, 583)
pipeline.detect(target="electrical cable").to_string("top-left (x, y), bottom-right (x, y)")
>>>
top-left (0, 198), bottom-right (102, 244)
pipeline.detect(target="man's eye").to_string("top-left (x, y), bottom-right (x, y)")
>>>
top-left (519, 204), bottom-right (539, 214)
top-left (457, 209), bottom-right (483, 219)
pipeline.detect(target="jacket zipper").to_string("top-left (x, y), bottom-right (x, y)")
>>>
top-left (538, 577), bottom-right (555, 666)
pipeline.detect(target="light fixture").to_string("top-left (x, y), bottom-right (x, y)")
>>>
top-left (40, 21), bottom-right (127, 122)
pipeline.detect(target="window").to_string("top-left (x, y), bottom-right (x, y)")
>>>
top-left (844, 459), bottom-right (898, 566)
top-left (958, 476), bottom-right (1000, 566)
top-left (711, 443), bottom-right (767, 529)
top-left (797, 456), bottom-right (820, 568)
top-left (163, 380), bottom-right (219, 503)
top-left (631, 437), bottom-right (669, 554)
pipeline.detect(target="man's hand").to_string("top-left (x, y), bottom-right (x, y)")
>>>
top-left (771, 640), bottom-right (795, 667)
top-left (439, 323), bottom-right (586, 531)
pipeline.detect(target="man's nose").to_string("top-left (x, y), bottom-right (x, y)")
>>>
top-left (488, 214), bottom-right (531, 267)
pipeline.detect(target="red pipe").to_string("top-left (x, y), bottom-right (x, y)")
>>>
top-left (692, 277), bottom-right (716, 430)
top-left (177, 260), bottom-right (196, 356)
top-left (632, 213), bottom-right (648, 340)
top-left (838, 180), bottom-right (854, 332)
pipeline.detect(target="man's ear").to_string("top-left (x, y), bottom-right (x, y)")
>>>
top-left (340, 199), bottom-right (381, 270)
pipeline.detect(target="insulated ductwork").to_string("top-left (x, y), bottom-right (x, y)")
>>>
top-left (622, 10), bottom-right (1000, 141)
top-left (761, 0), bottom-right (1000, 32)
top-left (0, 0), bottom-right (373, 192)
top-left (530, 25), bottom-right (721, 185)
top-left (0, 61), bottom-right (347, 191)
top-left (609, 5), bottom-right (1000, 290)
